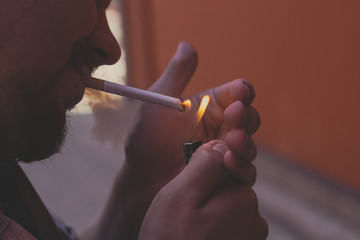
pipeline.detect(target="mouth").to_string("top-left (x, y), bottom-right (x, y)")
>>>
top-left (75, 63), bottom-right (94, 78)
top-left (66, 38), bottom-right (101, 109)
top-left (62, 64), bottom-right (94, 110)
top-left (70, 39), bottom-right (98, 80)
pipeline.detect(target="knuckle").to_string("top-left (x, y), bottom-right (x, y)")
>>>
top-left (204, 148), bottom-right (224, 165)
top-left (227, 128), bottom-right (248, 147)
top-left (227, 129), bottom-right (257, 162)
top-left (192, 147), bottom-right (225, 171)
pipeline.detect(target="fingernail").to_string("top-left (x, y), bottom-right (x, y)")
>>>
top-left (242, 80), bottom-right (255, 103)
top-left (212, 143), bottom-right (228, 155)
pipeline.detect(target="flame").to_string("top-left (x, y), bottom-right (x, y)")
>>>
top-left (196, 95), bottom-right (210, 125)
top-left (182, 99), bottom-right (192, 111)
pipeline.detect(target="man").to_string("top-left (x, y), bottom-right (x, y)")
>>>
top-left (0, 0), bottom-right (268, 239)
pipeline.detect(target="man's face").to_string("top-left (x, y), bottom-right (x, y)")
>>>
top-left (0, 0), bottom-right (121, 162)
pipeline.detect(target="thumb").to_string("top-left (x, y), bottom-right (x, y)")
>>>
top-left (169, 141), bottom-right (229, 206)
top-left (149, 42), bottom-right (198, 97)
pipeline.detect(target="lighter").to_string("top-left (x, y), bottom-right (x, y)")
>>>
top-left (183, 141), bottom-right (203, 165)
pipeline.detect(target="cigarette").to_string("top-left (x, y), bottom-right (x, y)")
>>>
top-left (85, 77), bottom-right (189, 111)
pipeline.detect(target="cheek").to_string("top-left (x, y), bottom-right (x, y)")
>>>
top-left (8, 1), bottom-right (98, 74)
top-left (46, 1), bottom-right (98, 69)
top-left (59, 0), bottom-right (98, 50)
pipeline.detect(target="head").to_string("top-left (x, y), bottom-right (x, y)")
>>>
top-left (0, 0), bottom-right (121, 162)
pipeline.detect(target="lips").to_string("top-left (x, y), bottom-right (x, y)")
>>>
top-left (76, 64), bottom-right (93, 78)
top-left (74, 63), bottom-right (93, 100)
top-left (62, 38), bottom-right (99, 109)
top-left (61, 64), bottom-right (91, 110)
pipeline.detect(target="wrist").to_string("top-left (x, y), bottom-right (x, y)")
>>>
top-left (112, 162), bottom-right (166, 239)
top-left (89, 162), bottom-right (161, 240)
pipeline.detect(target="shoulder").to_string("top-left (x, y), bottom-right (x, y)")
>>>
top-left (0, 211), bottom-right (37, 240)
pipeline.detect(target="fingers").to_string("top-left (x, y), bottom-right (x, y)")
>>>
top-left (200, 182), bottom-right (268, 239)
top-left (143, 165), bottom-right (268, 240)
top-left (166, 140), bottom-right (228, 206)
top-left (225, 129), bottom-right (257, 162)
top-left (218, 80), bottom-right (259, 186)
top-left (149, 42), bottom-right (198, 97)
top-left (223, 128), bottom-right (257, 185)
top-left (224, 101), bottom-right (247, 127)
top-left (224, 101), bottom-right (261, 136)
top-left (244, 105), bottom-right (261, 136)
top-left (203, 182), bottom-right (258, 217)
top-left (224, 151), bottom-right (256, 185)
top-left (214, 78), bottom-right (255, 109)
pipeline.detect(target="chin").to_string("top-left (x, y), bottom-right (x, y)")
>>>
top-left (17, 102), bottom-right (68, 163)
top-left (0, 68), bottom-right (72, 163)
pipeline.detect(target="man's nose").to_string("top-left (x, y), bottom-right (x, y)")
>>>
top-left (85, 15), bottom-right (121, 66)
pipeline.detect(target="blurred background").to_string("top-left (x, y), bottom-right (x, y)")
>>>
top-left (21, 0), bottom-right (360, 239)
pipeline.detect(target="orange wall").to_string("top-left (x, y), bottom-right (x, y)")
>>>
top-left (122, 0), bottom-right (360, 191)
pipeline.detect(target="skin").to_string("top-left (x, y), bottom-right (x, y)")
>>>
top-left (0, 0), bottom-right (120, 161)
top-left (0, 0), bottom-right (268, 239)
top-left (91, 43), bottom-right (268, 240)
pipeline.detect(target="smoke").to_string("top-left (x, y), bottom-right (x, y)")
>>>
top-left (85, 89), bottom-right (139, 149)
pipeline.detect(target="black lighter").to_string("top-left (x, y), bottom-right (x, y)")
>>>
top-left (183, 141), bottom-right (203, 165)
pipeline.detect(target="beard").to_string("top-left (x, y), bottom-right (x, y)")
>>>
top-left (0, 70), bottom-right (68, 163)
top-left (18, 98), bottom-right (68, 163)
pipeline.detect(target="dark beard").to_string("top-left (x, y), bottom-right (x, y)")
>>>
top-left (17, 102), bottom-right (68, 163)
top-left (0, 70), bottom-right (68, 163)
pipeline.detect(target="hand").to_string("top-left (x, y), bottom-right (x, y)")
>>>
top-left (124, 42), bottom-right (260, 187)
top-left (139, 141), bottom-right (268, 240)
top-left (112, 42), bottom-right (261, 239)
